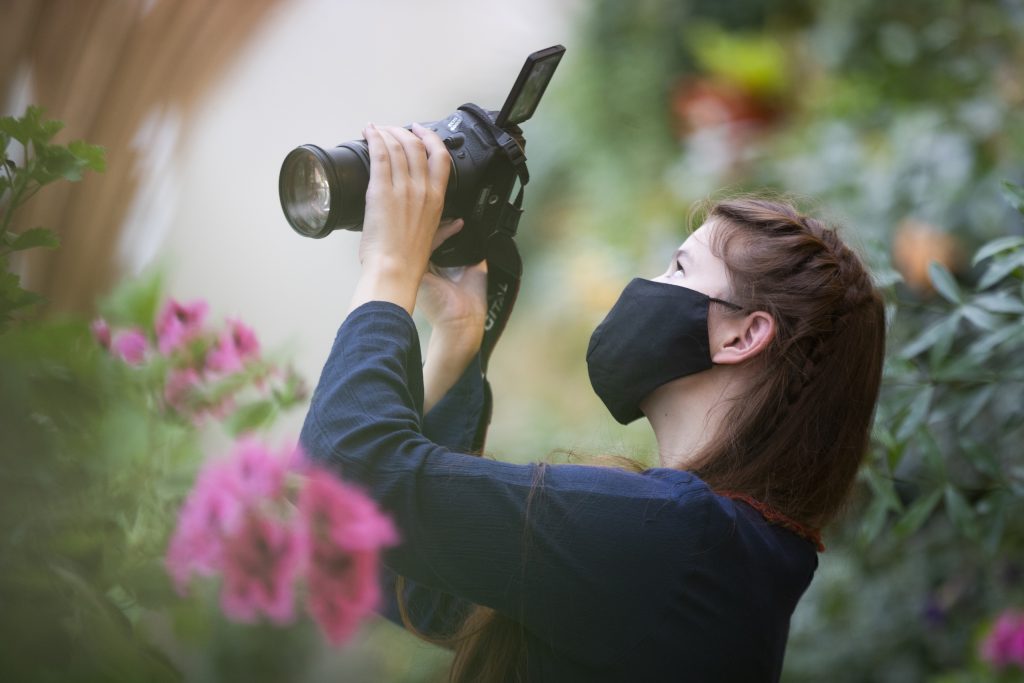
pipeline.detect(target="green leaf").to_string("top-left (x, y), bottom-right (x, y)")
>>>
top-left (978, 251), bottom-right (1024, 290)
top-left (1001, 179), bottom-right (1024, 214)
top-left (99, 270), bottom-right (165, 329)
top-left (919, 430), bottom-right (946, 479)
top-left (928, 261), bottom-right (961, 304)
top-left (973, 291), bottom-right (1024, 314)
top-left (943, 484), bottom-right (978, 539)
top-left (893, 488), bottom-right (942, 538)
top-left (68, 139), bottom-right (107, 173)
top-left (960, 304), bottom-right (1000, 331)
top-left (0, 105), bottom-right (63, 146)
top-left (33, 143), bottom-right (84, 183)
top-left (863, 466), bottom-right (902, 512)
top-left (957, 384), bottom-right (996, 429)
top-left (0, 269), bottom-right (44, 315)
top-left (971, 235), bottom-right (1024, 266)
top-left (983, 495), bottom-right (1008, 557)
top-left (225, 400), bottom-right (278, 436)
top-left (859, 494), bottom-right (894, 545)
top-left (896, 385), bottom-right (934, 441)
top-left (9, 227), bottom-right (60, 251)
top-left (899, 313), bottom-right (962, 359)
top-left (0, 112), bottom-right (30, 145)
top-left (966, 321), bottom-right (1022, 357)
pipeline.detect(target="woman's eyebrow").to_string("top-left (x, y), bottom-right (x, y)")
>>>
top-left (674, 248), bottom-right (692, 264)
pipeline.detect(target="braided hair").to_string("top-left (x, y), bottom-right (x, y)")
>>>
top-left (692, 197), bottom-right (886, 528)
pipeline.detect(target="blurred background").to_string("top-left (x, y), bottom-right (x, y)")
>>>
top-left (3, 0), bottom-right (1024, 680)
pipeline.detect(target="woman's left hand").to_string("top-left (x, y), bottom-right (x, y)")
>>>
top-left (419, 255), bottom-right (489, 337)
top-left (348, 122), bottom-right (461, 315)
top-left (420, 256), bottom-right (489, 415)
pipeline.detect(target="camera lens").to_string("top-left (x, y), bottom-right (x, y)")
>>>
top-left (280, 146), bottom-right (334, 237)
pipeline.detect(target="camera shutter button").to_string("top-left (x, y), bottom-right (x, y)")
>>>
top-left (444, 133), bottom-right (466, 150)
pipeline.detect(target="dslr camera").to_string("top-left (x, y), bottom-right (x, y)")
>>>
top-left (278, 45), bottom-right (565, 267)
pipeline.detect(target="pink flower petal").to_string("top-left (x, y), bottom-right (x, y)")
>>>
top-left (156, 298), bottom-right (209, 355)
top-left (298, 464), bottom-right (399, 645)
top-left (111, 328), bottom-right (148, 365)
top-left (90, 318), bottom-right (111, 349)
top-left (205, 318), bottom-right (260, 374)
top-left (164, 367), bottom-right (202, 415)
top-left (220, 513), bottom-right (305, 625)
top-left (981, 610), bottom-right (1024, 670)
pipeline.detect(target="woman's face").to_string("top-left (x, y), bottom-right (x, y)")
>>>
top-left (649, 221), bottom-right (734, 302)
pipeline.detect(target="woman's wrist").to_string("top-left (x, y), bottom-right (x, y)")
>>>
top-left (422, 326), bottom-right (482, 414)
top-left (348, 258), bottom-right (424, 316)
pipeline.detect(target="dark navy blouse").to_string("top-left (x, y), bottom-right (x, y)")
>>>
top-left (299, 301), bottom-right (818, 682)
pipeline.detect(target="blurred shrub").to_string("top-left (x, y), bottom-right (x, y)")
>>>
top-left (507, 1), bottom-right (1024, 679)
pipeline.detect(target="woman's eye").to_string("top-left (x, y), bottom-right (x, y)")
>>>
top-left (671, 259), bottom-right (685, 277)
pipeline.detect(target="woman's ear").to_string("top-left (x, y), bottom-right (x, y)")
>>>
top-left (711, 311), bottom-right (775, 365)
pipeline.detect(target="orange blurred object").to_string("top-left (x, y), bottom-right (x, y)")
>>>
top-left (891, 218), bottom-right (964, 293)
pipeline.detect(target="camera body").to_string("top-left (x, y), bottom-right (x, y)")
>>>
top-left (278, 46), bottom-right (564, 266)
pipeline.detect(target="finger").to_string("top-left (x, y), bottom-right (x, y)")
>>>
top-left (363, 123), bottom-right (392, 189)
top-left (431, 218), bottom-right (464, 252)
top-left (375, 126), bottom-right (407, 190)
top-left (385, 126), bottom-right (428, 189)
top-left (412, 122), bottom-right (452, 197)
top-left (467, 259), bottom-right (488, 276)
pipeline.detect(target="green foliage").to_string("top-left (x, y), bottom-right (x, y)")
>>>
top-left (783, 186), bottom-right (1024, 682)
top-left (0, 314), bottom-right (196, 681)
top-left (517, 0), bottom-right (1024, 679)
top-left (0, 105), bottom-right (105, 330)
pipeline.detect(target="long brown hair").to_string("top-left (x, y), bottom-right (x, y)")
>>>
top-left (395, 196), bottom-right (887, 682)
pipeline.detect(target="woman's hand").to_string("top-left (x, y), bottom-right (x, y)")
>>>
top-left (420, 255), bottom-right (488, 415)
top-left (419, 254), bottom-right (489, 336)
top-left (348, 122), bottom-right (462, 315)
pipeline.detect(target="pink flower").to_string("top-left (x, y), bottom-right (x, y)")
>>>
top-left (206, 318), bottom-right (260, 374)
top-left (220, 513), bottom-right (306, 624)
top-left (228, 438), bottom-right (289, 502)
top-left (156, 298), bottom-right (209, 354)
top-left (299, 466), bottom-right (399, 645)
top-left (165, 441), bottom-right (297, 596)
top-left (981, 610), bottom-right (1024, 670)
top-left (164, 367), bottom-right (202, 415)
top-left (90, 318), bottom-right (111, 349)
top-left (165, 459), bottom-right (247, 594)
top-left (165, 441), bottom-right (398, 642)
top-left (111, 328), bottom-right (147, 365)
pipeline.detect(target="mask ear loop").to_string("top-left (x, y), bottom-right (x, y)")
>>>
top-left (709, 296), bottom-right (745, 312)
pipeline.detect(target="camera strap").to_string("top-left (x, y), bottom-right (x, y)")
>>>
top-left (453, 104), bottom-right (530, 453)
top-left (470, 229), bottom-right (522, 453)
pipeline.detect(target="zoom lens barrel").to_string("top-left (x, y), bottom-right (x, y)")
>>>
top-left (279, 143), bottom-right (371, 238)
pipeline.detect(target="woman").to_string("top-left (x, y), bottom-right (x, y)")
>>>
top-left (299, 123), bottom-right (886, 682)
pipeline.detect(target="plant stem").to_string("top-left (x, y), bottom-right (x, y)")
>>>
top-left (0, 141), bottom-right (33, 238)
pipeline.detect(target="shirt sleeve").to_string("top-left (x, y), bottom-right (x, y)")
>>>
top-left (299, 301), bottom-right (712, 667)
top-left (376, 352), bottom-right (484, 641)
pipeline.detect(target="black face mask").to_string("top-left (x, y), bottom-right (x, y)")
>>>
top-left (585, 278), bottom-right (742, 425)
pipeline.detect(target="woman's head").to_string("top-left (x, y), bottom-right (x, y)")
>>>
top-left (661, 196), bottom-right (886, 528)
